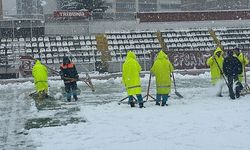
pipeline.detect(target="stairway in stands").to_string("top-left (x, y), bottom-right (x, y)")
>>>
top-left (155, 31), bottom-right (168, 51)
top-left (95, 34), bottom-right (111, 72)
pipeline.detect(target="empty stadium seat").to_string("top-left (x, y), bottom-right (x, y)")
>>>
top-left (47, 48), bottom-right (53, 52)
top-left (90, 57), bottom-right (95, 62)
top-left (68, 41), bottom-right (73, 46)
top-left (34, 54), bottom-right (40, 59)
top-left (47, 53), bottom-right (52, 58)
top-left (31, 37), bottom-right (37, 42)
top-left (32, 43), bottom-right (38, 47)
top-left (92, 40), bottom-right (97, 45)
top-left (123, 40), bottom-right (129, 44)
top-left (96, 51), bottom-right (102, 56)
top-left (57, 42), bottom-right (62, 46)
top-left (79, 36), bottom-right (85, 40)
top-left (116, 34), bottom-right (122, 39)
top-left (43, 37), bottom-right (49, 42)
top-left (119, 45), bottom-right (125, 50)
top-left (26, 48), bottom-right (32, 53)
top-left (113, 40), bottom-right (118, 45)
top-left (85, 36), bottom-right (90, 40)
top-left (85, 41), bottom-right (91, 45)
top-left (1, 38), bottom-right (6, 42)
top-left (70, 47), bottom-right (75, 51)
top-left (54, 58), bottom-right (59, 63)
top-left (56, 36), bottom-right (61, 41)
top-left (39, 42), bottom-right (44, 47)
top-left (83, 52), bottom-right (89, 56)
top-left (63, 47), bottom-right (69, 52)
top-left (91, 46), bottom-right (97, 51)
top-left (90, 35), bottom-right (95, 40)
top-left (50, 42), bottom-right (56, 46)
top-left (127, 34), bottom-right (132, 38)
top-left (40, 48), bottom-right (45, 53)
top-left (73, 36), bottom-right (79, 40)
top-left (26, 43), bottom-right (31, 47)
top-left (41, 59), bottom-right (46, 64)
top-left (33, 48), bottom-right (39, 53)
top-left (121, 35), bottom-right (126, 39)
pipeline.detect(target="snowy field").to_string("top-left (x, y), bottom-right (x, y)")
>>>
top-left (1, 72), bottom-right (250, 150)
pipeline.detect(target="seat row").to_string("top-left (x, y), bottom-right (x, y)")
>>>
top-left (26, 48), bottom-right (96, 56)
top-left (108, 43), bottom-right (161, 51)
top-left (107, 38), bottom-right (159, 45)
top-left (106, 33), bottom-right (156, 40)
top-left (0, 35), bottom-right (97, 43)
top-left (32, 54), bottom-right (100, 63)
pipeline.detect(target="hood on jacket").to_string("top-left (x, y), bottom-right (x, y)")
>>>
top-left (35, 60), bottom-right (41, 65)
top-left (126, 51), bottom-right (136, 60)
top-left (227, 50), bottom-right (234, 57)
top-left (63, 56), bottom-right (70, 65)
top-left (214, 47), bottom-right (223, 56)
top-left (156, 50), bottom-right (168, 60)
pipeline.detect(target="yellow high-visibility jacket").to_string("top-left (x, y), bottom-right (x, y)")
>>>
top-left (122, 51), bottom-right (142, 95)
top-left (235, 52), bottom-right (249, 82)
top-left (206, 47), bottom-right (224, 85)
top-left (32, 60), bottom-right (48, 93)
top-left (151, 50), bottom-right (174, 94)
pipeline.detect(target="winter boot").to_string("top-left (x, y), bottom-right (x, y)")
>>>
top-left (155, 102), bottom-right (160, 106)
top-left (216, 93), bottom-right (223, 97)
top-left (73, 95), bottom-right (78, 101)
top-left (161, 102), bottom-right (166, 106)
top-left (235, 82), bottom-right (243, 98)
top-left (229, 93), bottom-right (235, 100)
top-left (235, 90), bottom-right (240, 98)
top-left (130, 101), bottom-right (135, 107)
top-left (66, 93), bottom-right (71, 102)
top-left (139, 103), bottom-right (144, 108)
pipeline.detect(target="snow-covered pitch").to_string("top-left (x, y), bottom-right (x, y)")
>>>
top-left (1, 72), bottom-right (250, 150)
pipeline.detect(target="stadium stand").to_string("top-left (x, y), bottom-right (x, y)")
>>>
top-left (1, 27), bottom-right (250, 78)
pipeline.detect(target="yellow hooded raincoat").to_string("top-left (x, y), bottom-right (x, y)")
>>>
top-left (206, 47), bottom-right (224, 85)
top-left (32, 60), bottom-right (48, 93)
top-left (122, 51), bottom-right (142, 95)
top-left (151, 51), bottom-right (174, 94)
top-left (235, 52), bottom-right (249, 82)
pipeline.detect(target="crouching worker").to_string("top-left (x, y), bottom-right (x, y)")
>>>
top-left (223, 50), bottom-right (243, 99)
top-left (151, 50), bottom-right (174, 106)
top-left (60, 56), bottom-right (79, 102)
top-left (122, 51), bottom-right (144, 108)
top-left (234, 47), bottom-right (249, 83)
top-left (32, 59), bottom-right (49, 99)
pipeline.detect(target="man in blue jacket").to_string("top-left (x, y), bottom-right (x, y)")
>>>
top-left (223, 50), bottom-right (243, 99)
top-left (60, 56), bottom-right (79, 102)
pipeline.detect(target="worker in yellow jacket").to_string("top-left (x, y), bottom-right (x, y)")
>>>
top-left (122, 51), bottom-right (144, 108)
top-left (151, 50), bottom-right (174, 106)
top-left (234, 48), bottom-right (249, 83)
top-left (32, 60), bottom-right (49, 98)
top-left (206, 47), bottom-right (224, 97)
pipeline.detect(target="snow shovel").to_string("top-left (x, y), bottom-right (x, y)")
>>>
top-left (118, 96), bottom-right (129, 105)
top-left (118, 96), bottom-right (138, 105)
top-left (172, 72), bottom-right (183, 98)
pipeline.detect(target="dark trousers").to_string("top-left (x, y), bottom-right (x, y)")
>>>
top-left (65, 81), bottom-right (77, 100)
top-left (156, 94), bottom-right (169, 104)
top-left (227, 76), bottom-right (243, 99)
top-left (128, 94), bottom-right (143, 104)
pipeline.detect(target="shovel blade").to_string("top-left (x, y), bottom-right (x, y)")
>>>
top-left (175, 91), bottom-right (183, 98)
